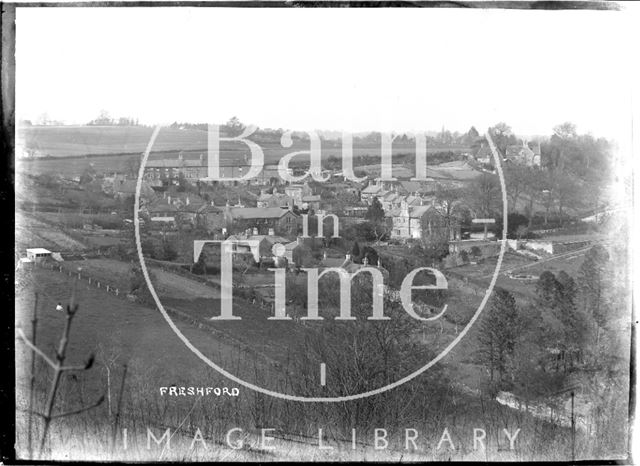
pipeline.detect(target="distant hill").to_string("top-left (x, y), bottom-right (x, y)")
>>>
top-left (17, 125), bottom-right (208, 158)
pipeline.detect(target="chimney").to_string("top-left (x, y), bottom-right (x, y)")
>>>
top-left (323, 251), bottom-right (327, 260)
top-left (268, 228), bottom-right (275, 236)
top-left (378, 257), bottom-right (382, 267)
top-left (345, 253), bottom-right (351, 261)
top-left (252, 227), bottom-right (258, 236)
top-left (186, 196), bottom-right (190, 206)
top-left (211, 200), bottom-right (214, 206)
top-left (168, 195), bottom-right (172, 204)
top-left (363, 256), bottom-right (369, 266)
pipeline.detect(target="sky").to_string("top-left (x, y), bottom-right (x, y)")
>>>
top-left (15, 6), bottom-right (640, 140)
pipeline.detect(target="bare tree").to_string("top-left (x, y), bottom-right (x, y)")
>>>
top-left (17, 279), bottom-right (104, 458)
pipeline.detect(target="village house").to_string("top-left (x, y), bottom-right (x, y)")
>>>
top-left (360, 179), bottom-right (430, 205)
top-left (343, 206), bottom-right (368, 218)
top-left (144, 197), bottom-right (179, 228)
top-left (256, 188), bottom-right (294, 209)
top-left (145, 153), bottom-right (208, 182)
top-left (224, 206), bottom-right (300, 236)
top-left (318, 252), bottom-right (390, 282)
top-left (301, 194), bottom-right (322, 212)
top-left (390, 201), bottom-right (433, 240)
top-left (144, 153), bottom-right (293, 187)
top-left (197, 203), bottom-right (226, 234)
top-left (283, 238), bottom-right (313, 268)
top-left (360, 181), bottom-right (387, 204)
top-left (505, 140), bottom-right (541, 167)
top-left (284, 182), bottom-right (313, 205)
top-left (226, 231), bottom-right (290, 262)
top-left (388, 197), bottom-right (453, 241)
top-left (108, 178), bottom-right (156, 202)
top-left (473, 142), bottom-right (493, 165)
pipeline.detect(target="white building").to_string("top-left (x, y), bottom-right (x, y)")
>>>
top-left (26, 248), bottom-right (52, 262)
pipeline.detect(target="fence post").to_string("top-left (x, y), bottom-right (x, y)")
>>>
top-left (106, 285), bottom-right (110, 292)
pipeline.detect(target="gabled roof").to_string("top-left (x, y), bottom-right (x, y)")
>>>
top-left (382, 191), bottom-right (400, 202)
top-left (165, 192), bottom-right (205, 204)
top-left (319, 256), bottom-right (347, 268)
top-left (227, 234), bottom-right (290, 244)
top-left (362, 184), bottom-right (385, 194)
top-left (474, 144), bottom-right (493, 160)
top-left (532, 143), bottom-right (541, 156)
top-left (147, 200), bottom-right (178, 212)
top-left (390, 204), bottom-right (433, 219)
top-left (228, 207), bottom-right (296, 220)
top-left (506, 146), bottom-right (532, 157)
top-left (284, 241), bottom-right (301, 251)
top-left (26, 248), bottom-right (51, 254)
top-left (197, 204), bottom-right (223, 214)
top-left (409, 205), bottom-right (433, 218)
top-left (180, 202), bottom-right (206, 213)
top-left (398, 181), bottom-right (424, 193)
top-left (405, 195), bottom-right (423, 206)
top-left (147, 158), bottom-right (206, 168)
top-left (114, 180), bottom-right (156, 197)
top-left (258, 192), bottom-right (292, 202)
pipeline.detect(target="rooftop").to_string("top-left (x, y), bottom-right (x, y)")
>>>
top-left (26, 248), bottom-right (52, 254)
top-left (228, 207), bottom-right (295, 220)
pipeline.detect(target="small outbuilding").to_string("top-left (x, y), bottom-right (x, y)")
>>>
top-left (26, 248), bottom-right (52, 262)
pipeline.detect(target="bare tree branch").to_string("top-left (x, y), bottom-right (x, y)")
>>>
top-left (17, 328), bottom-right (56, 369)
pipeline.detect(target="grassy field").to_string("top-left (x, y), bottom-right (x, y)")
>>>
top-left (15, 268), bottom-right (253, 391)
top-left (18, 126), bottom-right (210, 157)
top-left (16, 211), bottom-right (88, 252)
top-left (16, 125), bottom-right (470, 177)
top-left (76, 258), bottom-right (220, 301)
top-left (15, 260), bottom-right (628, 461)
top-left (451, 249), bottom-right (589, 301)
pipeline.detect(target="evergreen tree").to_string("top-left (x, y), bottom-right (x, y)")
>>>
top-left (477, 288), bottom-right (519, 386)
top-left (351, 241), bottom-right (361, 260)
top-left (536, 271), bottom-right (560, 307)
top-left (365, 196), bottom-right (385, 224)
top-left (578, 244), bottom-right (610, 327)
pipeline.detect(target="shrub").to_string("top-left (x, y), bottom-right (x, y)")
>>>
top-left (459, 250), bottom-right (469, 263)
